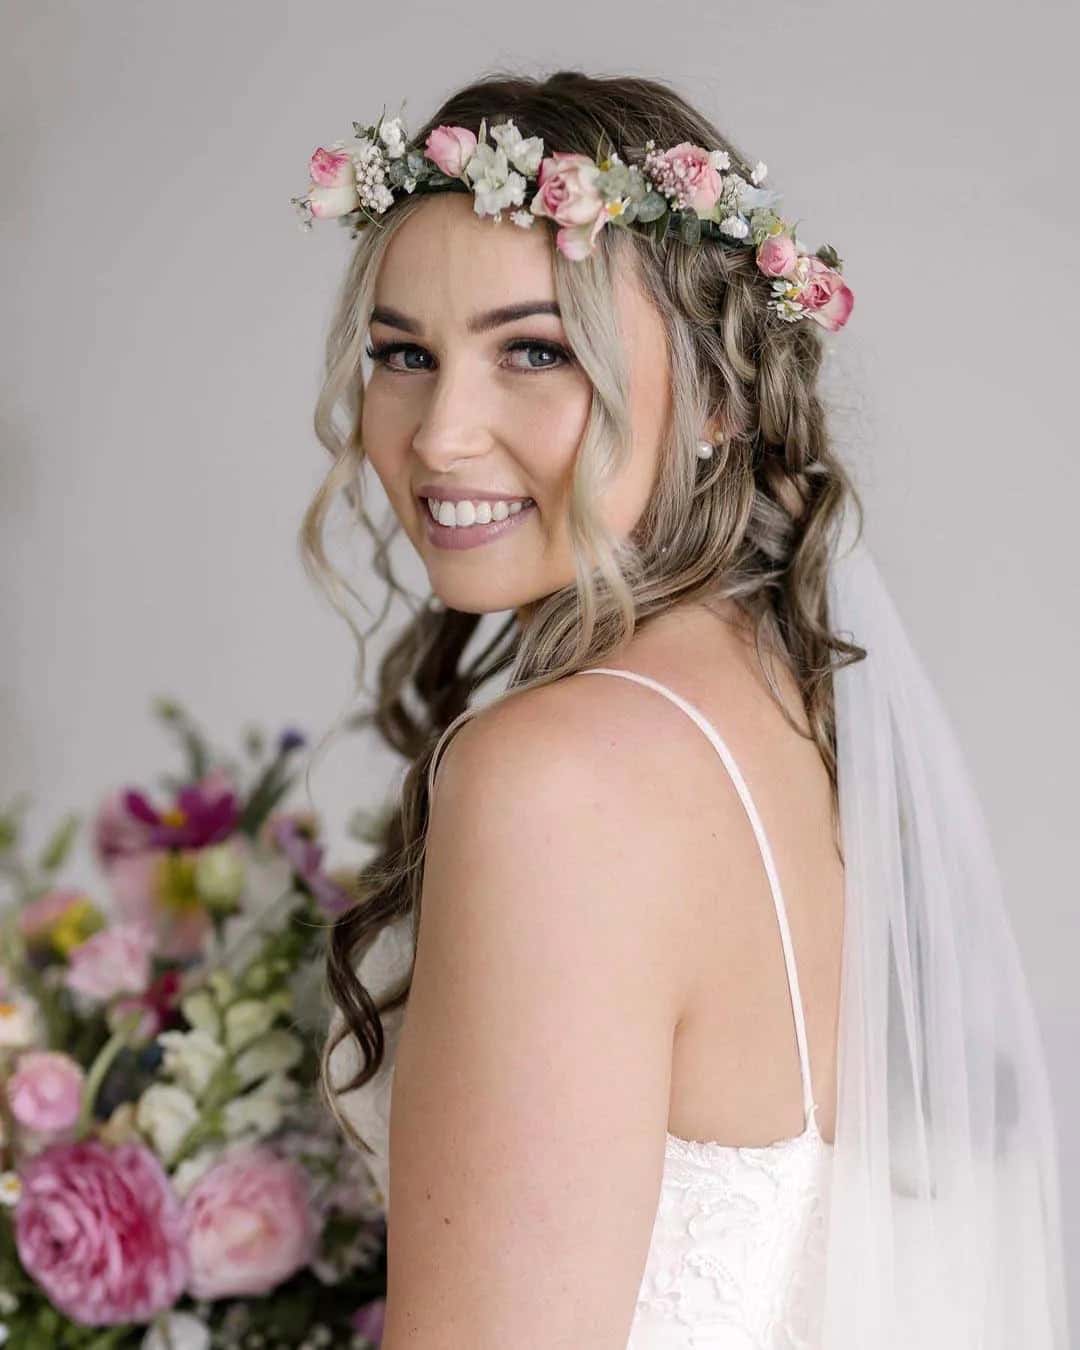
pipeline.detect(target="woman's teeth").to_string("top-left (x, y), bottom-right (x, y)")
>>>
top-left (425, 497), bottom-right (534, 528)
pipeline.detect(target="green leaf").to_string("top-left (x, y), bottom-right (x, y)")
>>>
top-left (635, 191), bottom-right (668, 224)
top-left (37, 812), bottom-right (80, 872)
top-left (677, 212), bottom-right (702, 246)
top-left (815, 242), bottom-right (842, 270)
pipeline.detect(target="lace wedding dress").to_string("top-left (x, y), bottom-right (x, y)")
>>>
top-left (333, 666), bottom-right (834, 1349)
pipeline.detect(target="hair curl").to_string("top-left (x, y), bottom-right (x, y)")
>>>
top-left (300, 68), bottom-right (867, 1155)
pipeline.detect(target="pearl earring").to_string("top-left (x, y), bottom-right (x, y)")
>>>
top-left (696, 439), bottom-right (716, 459)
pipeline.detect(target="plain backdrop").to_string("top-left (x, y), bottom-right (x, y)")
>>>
top-left (2, 0), bottom-right (1076, 1327)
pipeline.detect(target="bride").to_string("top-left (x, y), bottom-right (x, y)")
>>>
top-left (295, 69), bottom-right (1069, 1348)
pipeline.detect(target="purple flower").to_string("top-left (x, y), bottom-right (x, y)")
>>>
top-left (351, 1298), bottom-right (386, 1344)
top-left (267, 815), bottom-right (352, 916)
top-left (123, 780), bottom-right (238, 851)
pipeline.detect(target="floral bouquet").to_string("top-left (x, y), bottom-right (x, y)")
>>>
top-left (0, 700), bottom-right (387, 1349)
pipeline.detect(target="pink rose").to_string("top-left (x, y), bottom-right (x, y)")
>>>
top-left (7, 1050), bottom-right (85, 1135)
top-left (182, 1145), bottom-right (317, 1299)
top-left (65, 922), bottom-right (155, 1002)
top-left (756, 232), bottom-right (798, 278)
top-left (659, 142), bottom-right (723, 213)
top-left (795, 256), bottom-right (855, 332)
top-left (424, 124), bottom-right (478, 178)
top-left (530, 153), bottom-right (610, 260)
top-left (14, 1139), bottom-right (189, 1325)
top-left (305, 146), bottom-right (360, 220)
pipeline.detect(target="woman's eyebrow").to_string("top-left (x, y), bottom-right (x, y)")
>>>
top-left (369, 301), bottom-right (562, 335)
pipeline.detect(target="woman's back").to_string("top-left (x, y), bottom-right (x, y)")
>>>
top-left (338, 598), bottom-right (844, 1346)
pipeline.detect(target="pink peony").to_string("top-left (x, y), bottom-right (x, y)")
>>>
top-left (7, 1050), bottom-right (85, 1135)
top-left (795, 256), bottom-right (855, 332)
top-left (14, 1139), bottom-right (189, 1325)
top-left (424, 124), bottom-right (478, 178)
top-left (756, 232), bottom-right (799, 278)
top-left (657, 142), bottom-right (724, 213)
top-left (65, 922), bottom-right (155, 1002)
top-left (182, 1145), bottom-right (317, 1299)
top-left (530, 153), bottom-right (609, 260)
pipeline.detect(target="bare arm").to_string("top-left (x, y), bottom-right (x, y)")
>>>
top-left (379, 683), bottom-right (689, 1349)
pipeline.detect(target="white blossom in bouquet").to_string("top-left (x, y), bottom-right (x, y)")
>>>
top-left (224, 998), bottom-right (277, 1053)
top-left (142, 1311), bottom-right (211, 1350)
top-left (377, 116), bottom-right (408, 159)
top-left (464, 121), bottom-right (527, 219)
top-left (0, 993), bottom-right (43, 1049)
top-left (157, 1027), bottom-right (227, 1100)
top-left (233, 1029), bottom-right (303, 1089)
top-left (223, 1072), bottom-right (300, 1141)
top-left (489, 118), bottom-right (544, 176)
top-left (136, 1083), bottom-right (200, 1164)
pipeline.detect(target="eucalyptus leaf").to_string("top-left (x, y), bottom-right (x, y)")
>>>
top-left (635, 191), bottom-right (668, 224)
top-left (677, 212), bottom-right (702, 246)
top-left (38, 812), bottom-right (80, 872)
top-left (815, 242), bottom-right (842, 269)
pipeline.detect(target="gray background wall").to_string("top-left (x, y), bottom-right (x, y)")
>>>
top-left (3, 0), bottom-right (1076, 1327)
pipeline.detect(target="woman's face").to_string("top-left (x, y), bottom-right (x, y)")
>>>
top-left (360, 193), bottom-right (673, 620)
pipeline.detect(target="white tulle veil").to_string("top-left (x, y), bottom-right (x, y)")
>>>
top-left (822, 502), bottom-right (1070, 1347)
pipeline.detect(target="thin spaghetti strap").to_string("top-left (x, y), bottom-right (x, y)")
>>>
top-left (577, 666), bottom-right (817, 1124)
top-left (426, 705), bottom-right (479, 804)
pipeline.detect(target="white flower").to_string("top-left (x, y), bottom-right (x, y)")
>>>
top-left (0, 993), bottom-right (43, 1049)
top-left (708, 149), bottom-right (732, 171)
top-left (223, 1073), bottom-right (299, 1140)
top-left (0, 1173), bottom-right (22, 1206)
top-left (403, 176), bottom-right (417, 192)
top-left (0, 1291), bottom-right (16, 1315)
top-left (136, 1083), bottom-right (200, 1164)
top-left (158, 1028), bottom-right (227, 1100)
top-left (750, 160), bottom-right (768, 185)
top-left (509, 209), bottom-right (536, 229)
top-left (489, 119), bottom-right (544, 177)
top-left (378, 116), bottom-right (408, 159)
top-left (464, 142), bottom-right (527, 219)
top-left (233, 1029), bottom-right (304, 1088)
top-left (180, 989), bottom-right (221, 1039)
top-left (0, 1325), bottom-right (9, 1346)
top-left (718, 215), bottom-right (750, 239)
top-left (172, 1146), bottom-right (222, 1198)
top-left (224, 998), bottom-right (276, 1053)
top-left (142, 1311), bottom-right (211, 1350)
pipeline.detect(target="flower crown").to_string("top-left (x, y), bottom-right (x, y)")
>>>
top-left (292, 111), bottom-right (854, 333)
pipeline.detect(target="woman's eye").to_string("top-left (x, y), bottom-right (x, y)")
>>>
top-left (363, 339), bottom-right (571, 375)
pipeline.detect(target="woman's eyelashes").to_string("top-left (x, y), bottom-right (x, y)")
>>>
top-left (363, 338), bottom-right (573, 375)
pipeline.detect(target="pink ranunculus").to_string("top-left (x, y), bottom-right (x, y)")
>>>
top-left (182, 1145), bottom-right (317, 1299)
top-left (65, 922), bottom-right (155, 1002)
top-left (14, 1139), bottom-right (189, 1326)
top-left (659, 142), bottom-right (724, 213)
top-left (756, 232), bottom-right (799, 279)
top-left (796, 256), bottom-right (855, 332)
top-left (424, 124), bottom-right (478, 178)
top-left (7, 1050), bottom-right (85, 1135)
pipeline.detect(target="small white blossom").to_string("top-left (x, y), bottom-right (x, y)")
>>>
top-left (750, 160), bottom-right (768, 185)
top-left (158, 1028), bottom-right (227, 1099)
top-left (224, 999), bottom-right (276, 1054)
top-left (172, 1146), bottom-right (222, 1198)
top-left (136, 1083), bottom-right (200, 1164)
top-left (489, 118), bottom-right (544, 177)
top-left (223, 1073), bottom-right (299, 1140)
top-left (377, 117), bottom-right (408, 159)
top-left (403, 176), bottom-right (417, 192)
top-left (0, 993), bottom-right (43, 1049)
top-left (464, 142), bottom-right (528, 218)
top-left (708, 149), bottom-right (732, 171)
top-left (180, 989), bottom-right (221, 1039)
top-left (0, 1292), bottom-right (16, 1315)
top-left (233, 1029), bottom-right (304, 1088)
top-left (0, 1173), bottom-right (21, 1207)
top-left (142, 1311), bottom-right (211, 1350)
top-left (509, 209), bottom-right (536, 229)
top-left (718, 215), bottom-right (750, 239)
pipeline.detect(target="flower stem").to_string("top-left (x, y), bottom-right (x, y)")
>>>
top-left (76, 1010), bottom-right (143, 1138)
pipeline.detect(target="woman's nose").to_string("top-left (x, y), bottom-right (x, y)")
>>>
top-left (409, 359), bottom-right (495, 471)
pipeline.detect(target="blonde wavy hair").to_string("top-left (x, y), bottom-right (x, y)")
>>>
top-left (301, 68), bottom-right (867, 1154)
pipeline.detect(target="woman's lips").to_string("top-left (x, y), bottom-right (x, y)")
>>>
top-left (420, 498), bottom-right (537, 551)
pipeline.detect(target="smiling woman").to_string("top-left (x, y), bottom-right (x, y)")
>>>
top-left (356, 191), bottom-right (675, 625)
top-left (298, 67), bottom-right (1068, 1350)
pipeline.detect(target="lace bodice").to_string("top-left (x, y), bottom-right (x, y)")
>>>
top-left (332, 667), bottom-right (835, 1349)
